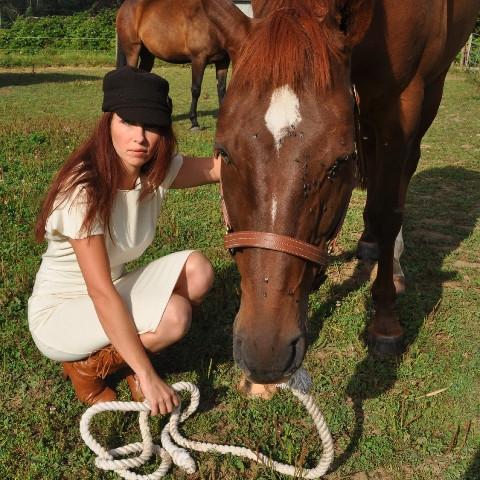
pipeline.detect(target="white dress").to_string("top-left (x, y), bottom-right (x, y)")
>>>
top-left (28, 154), bottom-right (195, 362)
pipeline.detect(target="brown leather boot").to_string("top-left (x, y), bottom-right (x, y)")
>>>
top-left (125, 373), bottom-right (145, 402)
top-left (62, 345), bottom-right (127, 404)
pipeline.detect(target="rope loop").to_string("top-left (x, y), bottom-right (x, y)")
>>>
top-left (80, 368), bottom-right (334, 479)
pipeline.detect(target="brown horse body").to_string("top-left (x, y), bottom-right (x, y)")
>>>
top-left (201, 0), bottom-right (480, 384)
top-left (116, 0), bottom-right (230, 129)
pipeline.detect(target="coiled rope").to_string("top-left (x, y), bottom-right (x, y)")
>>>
top-left (80, 368), bottom-right (334, 479)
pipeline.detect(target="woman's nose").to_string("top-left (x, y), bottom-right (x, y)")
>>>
top-left (132, 125), bottom-right (146, 143)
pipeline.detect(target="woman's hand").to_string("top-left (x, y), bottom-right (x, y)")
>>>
top-left (137, 369), bottom-right (180, 415)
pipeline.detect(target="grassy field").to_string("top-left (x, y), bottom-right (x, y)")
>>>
top-left (0, 66), bottom-right (479, 480)
top-left (0, 49), bottom-right (116, 68)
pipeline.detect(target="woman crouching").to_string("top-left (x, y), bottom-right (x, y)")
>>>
top-left (28, 67), bottom-right (220, 415)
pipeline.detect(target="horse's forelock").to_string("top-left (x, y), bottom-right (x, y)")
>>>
top-left (230, 0), bottom-right (343, 96)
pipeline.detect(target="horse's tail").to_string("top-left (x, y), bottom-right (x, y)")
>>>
top-left (116, 31), bottom-right (127, 68)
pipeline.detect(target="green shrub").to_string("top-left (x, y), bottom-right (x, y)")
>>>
top-left (0, 9), bottom-right (116, 53)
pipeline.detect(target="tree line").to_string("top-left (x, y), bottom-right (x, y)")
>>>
top-left (0, 0), bottom-right (120, 25)
top-left (1, 0), bottom-right (479, 33)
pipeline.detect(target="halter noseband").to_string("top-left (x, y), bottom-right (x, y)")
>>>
top-left (220, 181), bottom-right (330, 267)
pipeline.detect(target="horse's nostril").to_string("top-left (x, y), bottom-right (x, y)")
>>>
top-left (286, 335), bottom-right (306, 376)
top-left (290, 335), bottom-right (302, 347)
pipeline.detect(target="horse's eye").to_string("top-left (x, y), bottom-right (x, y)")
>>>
top-left (327, 152), bottom-right (355, 179)
top-left (215, 147), bottom-right (231, 165)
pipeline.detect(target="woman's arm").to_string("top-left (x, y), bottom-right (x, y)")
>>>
top-left (69, 235), bottom-right (178, 415)
top-left (170, 154), bottom-right (221, 189)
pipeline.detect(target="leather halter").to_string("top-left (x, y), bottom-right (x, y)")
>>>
top-left (220, 182), bottom-right (330, 266)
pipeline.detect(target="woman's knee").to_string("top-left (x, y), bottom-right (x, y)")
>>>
top-left (184, 252), bottom-right (215, 302)
top-left (159, 294), bottom-right (192, 340)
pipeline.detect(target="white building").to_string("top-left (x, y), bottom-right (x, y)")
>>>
top-left (234, 0), bottom-right (253, 17)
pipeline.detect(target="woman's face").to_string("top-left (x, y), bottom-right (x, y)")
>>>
top-left (110, 113), bottom-right (161, 176)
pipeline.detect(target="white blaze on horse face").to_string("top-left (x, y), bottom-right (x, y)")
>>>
top-left (264, 85), bottom-right (302, 151)
top-left (271, 194), bottom-right (278, 224)
top-left (393, 227), bottom-right (405, 277)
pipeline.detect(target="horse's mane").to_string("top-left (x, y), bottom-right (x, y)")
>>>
top-left (231, 0), bottom-right (343, 95)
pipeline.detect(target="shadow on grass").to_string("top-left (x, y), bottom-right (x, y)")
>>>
top-left (172, 108), bottom-right (219, 124)
top-left (307, 166), bottom-right (480, 472)
top-left (0, 72), bottom-right (100, 88)
top-left (463, 449), bottom-right (480, 479)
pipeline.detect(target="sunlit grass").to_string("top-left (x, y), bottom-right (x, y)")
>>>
top-left (0, 67), bottom-right (479, 479)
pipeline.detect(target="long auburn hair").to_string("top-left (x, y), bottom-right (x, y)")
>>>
top-left (35, 112), bottom-right (177, 242)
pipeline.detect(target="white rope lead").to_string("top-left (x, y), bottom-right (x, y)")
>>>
top-left (79, 368), bottom-right (334, 479)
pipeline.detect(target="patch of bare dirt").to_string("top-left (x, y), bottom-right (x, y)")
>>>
top-left (454, 260), bottom-right (480, 269)
top-left (442, 280), bottom-right (464, 289)
top-left (411, 229), bottom-right (457, 245)
top-left (327, 258), bottom-right (377, 288)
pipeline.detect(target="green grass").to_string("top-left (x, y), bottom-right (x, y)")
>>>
top-left (0, 66), bottom-right (479, 479)
top-left (0, 49), bottom-right (116, 68)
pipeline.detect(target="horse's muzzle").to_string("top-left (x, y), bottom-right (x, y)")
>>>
top-left (233, 333), bottom-right (306, 384)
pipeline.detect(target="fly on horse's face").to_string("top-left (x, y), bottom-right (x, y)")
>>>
top-left (202, 0), bottom-right (374, 383)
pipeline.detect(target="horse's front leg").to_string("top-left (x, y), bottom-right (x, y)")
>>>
top-left (366, 166), bottom-right (404, 356)
top-left (365, 80), bottom-right (425, 356)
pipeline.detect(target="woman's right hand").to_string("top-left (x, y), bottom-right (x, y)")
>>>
top-left (137, 369), bottom-right (179, 415)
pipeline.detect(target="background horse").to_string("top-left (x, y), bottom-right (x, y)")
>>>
top-left (201, 0), bottom-right (480, 384)
top-left (116, 0), bottom-right (230, 129)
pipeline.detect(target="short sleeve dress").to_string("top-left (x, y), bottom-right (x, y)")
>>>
top-left (28, 154), bottom-right (195, 362)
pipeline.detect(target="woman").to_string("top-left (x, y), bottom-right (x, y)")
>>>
top-left (28, 66), bottom-right (221, 415)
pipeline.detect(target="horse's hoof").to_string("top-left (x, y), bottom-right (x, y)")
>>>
top-left (393, 274), bottom-right (406, 295)
top-left (356, 240), bottom-right (379, 261)
top-left (238, 374), bottom-right (278, 400)
top-left (366, 331), bottom-right (404, 358)
top-left (190, 125), bottom-right (201, 132)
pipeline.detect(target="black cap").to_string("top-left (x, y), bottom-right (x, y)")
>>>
top-left (102, 66), bottom-right (173, 128)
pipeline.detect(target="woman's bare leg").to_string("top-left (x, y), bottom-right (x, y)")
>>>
top-left (173, 251), bottom-right (215, 305)
top-left (140, 251), bottom-right (214, 353)
top-left (140, 293), bottom-right (192, 353)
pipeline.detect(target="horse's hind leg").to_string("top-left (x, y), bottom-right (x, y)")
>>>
top-left (394, 69), bottom-right (450, 293)
top-left (189, 57), bottom-right (207, 130)
top-left (138, 46), bottom-right (155, 71)
top-left (215, 56), bottom-right (230, 106)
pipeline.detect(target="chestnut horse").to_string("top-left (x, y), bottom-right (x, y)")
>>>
top-left (201, 0), bottom-right (480, 384)
top-left (116, 0), bottom-right (230, 129)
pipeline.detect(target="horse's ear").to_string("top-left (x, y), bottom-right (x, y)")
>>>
top-left (201, 0), bottom-right (253, 60)
top-left (336, 0), bottom-right (375, 47)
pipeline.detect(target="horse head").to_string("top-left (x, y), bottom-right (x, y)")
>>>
top-left (202, 0), bottom-right (374, 384)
